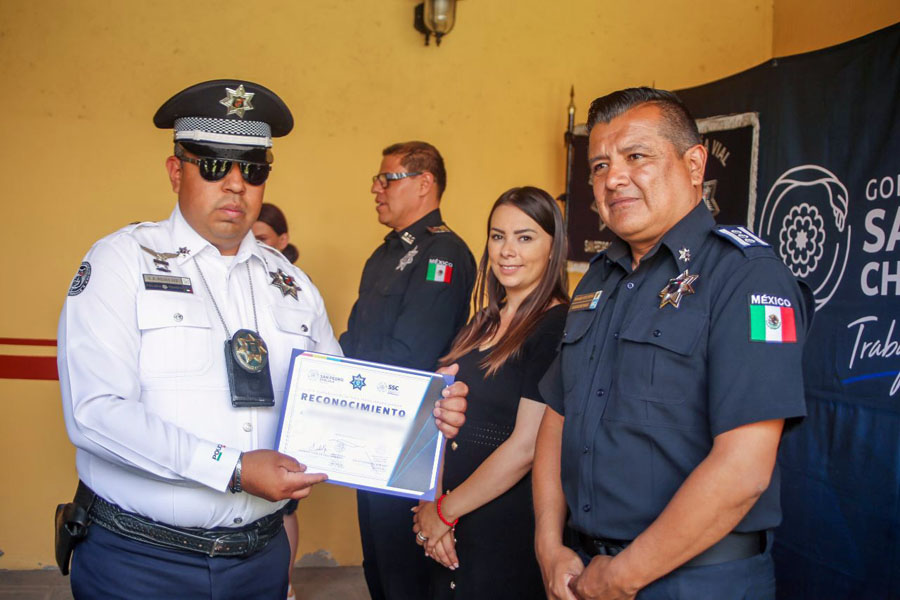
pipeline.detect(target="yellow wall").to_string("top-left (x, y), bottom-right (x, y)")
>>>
top-left (774, 0), bottom-right (900, 56)
top-left (0, 0), bottom-right (893, 570)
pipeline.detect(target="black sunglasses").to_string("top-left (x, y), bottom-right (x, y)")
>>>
top-left (174, 145), bottom-right (271, 186)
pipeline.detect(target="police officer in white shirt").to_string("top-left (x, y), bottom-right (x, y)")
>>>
top-left (57, 79), bottom-right (469, 599)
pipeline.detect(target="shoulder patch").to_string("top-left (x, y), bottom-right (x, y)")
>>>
top-left (68, 262), bottom-right (91, 296)
top-left (427, 225), bottom-right (452, 234)
top-left (714, 226), bottom-right (770, 248)
top-left (426, 258), bottom-right (453, 283)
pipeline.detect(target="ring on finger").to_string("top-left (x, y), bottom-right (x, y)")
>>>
top-left (416, 531), bottom-right (428, 543)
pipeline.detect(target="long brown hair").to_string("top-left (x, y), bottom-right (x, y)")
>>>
top-left (441, 186), bottom-right (569, 375)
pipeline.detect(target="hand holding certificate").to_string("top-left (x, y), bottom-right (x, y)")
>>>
top-left (276, 351), bottom-right (451, 500)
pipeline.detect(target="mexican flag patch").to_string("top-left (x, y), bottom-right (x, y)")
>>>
top-left (749, 294), bottom-right (797, 343)
top-left (426, 258), bottom-right (453, 283)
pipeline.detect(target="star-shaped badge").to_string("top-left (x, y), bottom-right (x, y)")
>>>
top-left (678, 247), bottom-right (691, 262)
top-left (658, 270), bottom-right (699, 309)
top-left (350, 374), bottom-right (367, 390)
top-left (269, 269), bottom-right (300, 300)
top-left (219, 84), bottom-right (255, 118)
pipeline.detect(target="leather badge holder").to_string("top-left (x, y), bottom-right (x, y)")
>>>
top-left (224, 339), bottom-right (275, 408)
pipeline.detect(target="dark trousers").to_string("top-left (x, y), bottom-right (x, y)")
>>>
top-left (577, 532), bottom-right (775, 600)
top-left (358, 490), bottom-right (429, 600)
top-left (71, 521), bottom-right (290, 600)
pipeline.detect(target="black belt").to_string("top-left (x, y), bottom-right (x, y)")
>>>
top-left (89, 493), bottom-right (284, 558)
top-left (578, 530), bottom-right (766, 568)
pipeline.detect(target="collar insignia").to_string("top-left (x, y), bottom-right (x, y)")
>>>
top-left (396, 245), bottom-right (419, 271)
top-left (269, 268), bottom-right (300, 300)
top-left (678, 247), bottom-right (691, 262)
top-left (401, 231), bottom-right (416, 245)
top-left (219, 84), bottom-right (255, 118)
top-left (140, 245), bottom-right (181, 273)
top-left (659, 270), bottom-right (699, 309)
top-left (178, 247), bottom-right (191, 256)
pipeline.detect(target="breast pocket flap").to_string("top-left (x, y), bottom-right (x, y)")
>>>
top-left (560, 310), bottom-right (596, 346)
top-left (137, 293), bottom-right (211, 331)
top-left (271, 305), bottom-right (318, 343)
top-left (619, 310), bottom-right (706, 356)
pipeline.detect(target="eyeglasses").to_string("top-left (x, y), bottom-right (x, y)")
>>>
top-left (372, 171), bottom-right (423, 189)
top-left (174, 145), bottom-right (271, 186)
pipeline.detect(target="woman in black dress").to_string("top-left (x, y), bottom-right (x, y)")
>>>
top-left (413, 186), bottom-right (569, 599)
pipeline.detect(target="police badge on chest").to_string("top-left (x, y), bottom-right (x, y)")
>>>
top-left (224, 329), bottom-right (275, 407)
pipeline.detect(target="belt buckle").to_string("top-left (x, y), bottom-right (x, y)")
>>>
top-left (209, 534), bottom-right (230, 557)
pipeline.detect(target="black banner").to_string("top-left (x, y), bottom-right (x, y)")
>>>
top-left (674, 23), bottom-right (900, 598)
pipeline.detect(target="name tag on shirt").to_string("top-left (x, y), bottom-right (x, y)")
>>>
top-left (570, 291), bottom-right (602, 311)
top-left (143, 274), bottom-right (193, 294)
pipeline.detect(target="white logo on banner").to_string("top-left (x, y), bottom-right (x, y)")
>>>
top-left (759, 165), bottom-right (851, 311)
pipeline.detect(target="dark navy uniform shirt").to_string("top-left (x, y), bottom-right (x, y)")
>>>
top-left (539, 203), bottom-right (809, 540)
top-left (340, 209), bottom-right (475, 371)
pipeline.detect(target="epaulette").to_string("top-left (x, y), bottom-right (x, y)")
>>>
top-left (258, 242), bottom-right (290, 261)
top-left (427, 225), bottom-right (452, 234)
top-left (714, 226), bottom-right (770, 248)
top-left (122, 221), bottom-right (158, 233)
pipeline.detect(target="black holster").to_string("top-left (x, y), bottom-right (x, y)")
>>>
top-left (54, 481), bottom-right (95, 575)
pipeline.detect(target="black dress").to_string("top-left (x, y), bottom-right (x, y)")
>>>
top-left (429, 304), bottom-right (567, 600)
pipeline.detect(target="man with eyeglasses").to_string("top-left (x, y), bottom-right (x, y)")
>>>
top-left (57, 82), bottom-right (469, 598)
top-left (340, 141), bottom-right (476, 600)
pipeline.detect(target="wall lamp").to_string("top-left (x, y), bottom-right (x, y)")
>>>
top-left (414, 0), bottom-right (457, 46)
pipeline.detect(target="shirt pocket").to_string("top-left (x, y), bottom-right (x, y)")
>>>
top-left (137, 292), bottom-right (213, 376)
top-left (615, 309), bottom-right (707, 405)
top-left (270, 305), bottom-right (319, 346)
top-left (559, 310), bottom-right (597, 418)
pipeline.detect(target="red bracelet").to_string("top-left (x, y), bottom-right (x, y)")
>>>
top-left (436, 493), bottom-right (458, 527)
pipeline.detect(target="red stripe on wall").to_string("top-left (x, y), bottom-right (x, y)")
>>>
top-left (0, 355), bottom-right (59, 380)
top-left (0, 337), bottom-right (57, 347)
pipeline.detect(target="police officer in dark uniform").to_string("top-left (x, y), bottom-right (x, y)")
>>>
top-left (533, 88), bottom-right (810, 600)
top-left (340, 141), bottom-right (476, 600)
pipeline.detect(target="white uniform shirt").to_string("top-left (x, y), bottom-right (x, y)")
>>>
top-left (59, 206), bottom-right (342, 529)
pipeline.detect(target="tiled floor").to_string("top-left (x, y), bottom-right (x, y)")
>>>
top-left (0, 566), bottom-right (368, 600)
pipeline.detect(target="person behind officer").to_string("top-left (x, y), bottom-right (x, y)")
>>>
top-left (57, 80), bottom-right (468, 599)
top-left (533, 87), bottom-right (810, 600)
top-left (340, 141), bottom-right (476, 600)
top-left (254, 202), bottom-right (299, 264)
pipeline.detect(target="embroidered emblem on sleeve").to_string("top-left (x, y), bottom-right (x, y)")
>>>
top-left (749, 294), bottom-right (797, 343)
top-left (426, 258), bottom-right (453, 283)
top-left (68, 262), bottom-right (91, 296)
